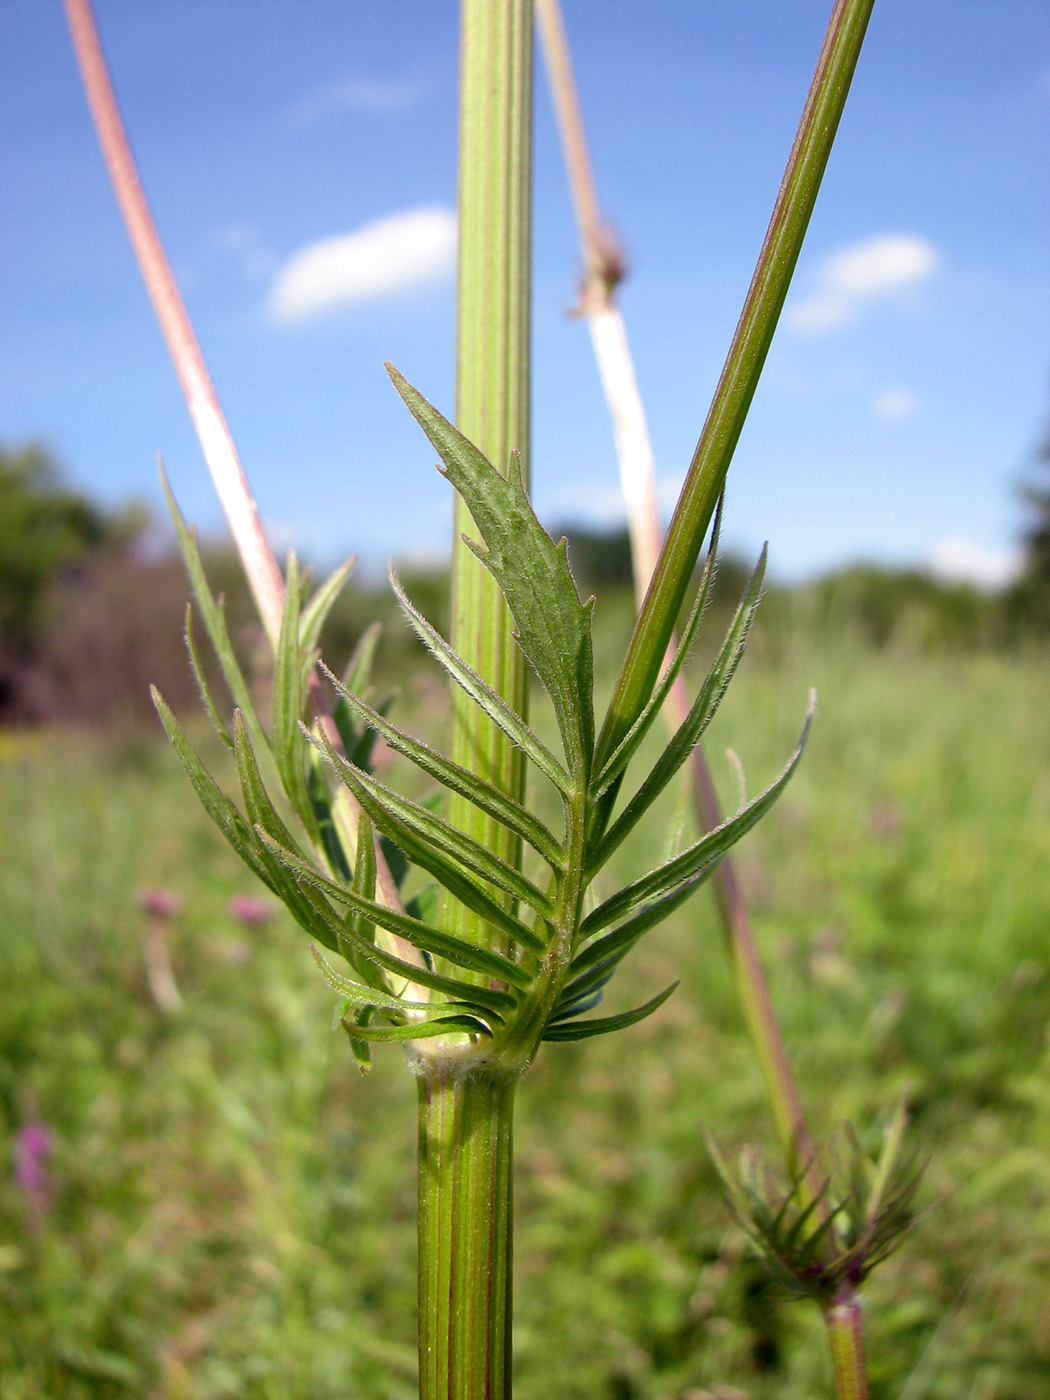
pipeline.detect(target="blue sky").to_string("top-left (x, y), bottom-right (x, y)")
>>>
top-left (2, 1), bottom-right (1047, 585)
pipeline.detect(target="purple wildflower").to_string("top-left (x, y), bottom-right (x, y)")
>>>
top-left (138, 887), bottom-right (182, 920)
top-left (14, 1121), bottom-right (52, 1218)
top-left (230, 893), bottom-right (277, 927)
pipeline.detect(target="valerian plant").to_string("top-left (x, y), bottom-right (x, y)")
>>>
top-left (153, 375), bottom-right (809, 1400)
top-left (67, 0), bottom-right (884, 1394)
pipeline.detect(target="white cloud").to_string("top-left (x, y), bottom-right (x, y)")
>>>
top-left (925, 537), bottom-right (1022, 590)
top-left (211, 224), bottom-right (277, 281)
top-left (269, 207), bottom-right (456, 322)
top-left (288, 76), bottom-right (422, 126)
top-left (872, 386), bottom-right (921, 420)
top-left (788, 234), bottom-right (940, 334)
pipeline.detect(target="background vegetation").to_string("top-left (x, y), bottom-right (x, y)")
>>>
top-left (2, 447), bottom-right (1050, 1396)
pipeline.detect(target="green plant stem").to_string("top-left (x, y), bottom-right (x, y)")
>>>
top-left (447, 0), bottom-right (534, 957)
top-left (413, 7), bottom-right (534, 1398)
top-left (418, 1069), bottom-right (515, 1400)
top-left (826, 1289), bottom-right (871, 1400)
top-left (594, 0), bottom-right (874, 774)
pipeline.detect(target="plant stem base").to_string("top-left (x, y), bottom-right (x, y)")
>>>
top-left (418, 1068), bottom-right (515, 1400)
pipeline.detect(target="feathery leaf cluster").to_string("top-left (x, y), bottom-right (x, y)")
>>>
top-left (705, 1096), bottom-right (924, 1306)
top-left (154, 369), bottom-right (811, 1074)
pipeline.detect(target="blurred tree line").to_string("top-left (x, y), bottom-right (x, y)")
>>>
top-left (0, 444), bottom-right (447, 726)
top-left (1010, 423), bottom-right (1050, 632)
top-left (2, 440), bottom-right (1050, 728)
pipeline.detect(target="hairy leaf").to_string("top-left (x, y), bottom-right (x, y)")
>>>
top-left (272, 553), bottom-right (323, 846)
top-left (161, 466), bottom-right (272, 768)
top-left (322, 664), bottom-right (563, 869)
top-left (389, 366), bottom-right (595, 789)
top-left (391, 569), bottom-right (569, 795)
top-left (590, 495), bottom-right (725, 798)
top-left (581, 700), bottom-right (813, 937)
top-left (183, 606), bottom-right (234, 749)
top-left (152, 688), bottom-right (275, 893)
top-left (569, 872), bottom-right (711, 974)
top-left (587, 547), bottom-right (767, 875)
top-left (311, 731), bottom-right (554, 920)
top-left (341, 1013), bottom-right (493, 1043)
top-left (300, 556), bottom-right (354, 660)
top-left (311, 723), bottom-right (548, 955)
top-left (256, 830), bottom-right (531, 996)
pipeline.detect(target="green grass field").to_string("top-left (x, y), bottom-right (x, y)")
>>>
top-left (3, 622), bottom-right (1050, 1398)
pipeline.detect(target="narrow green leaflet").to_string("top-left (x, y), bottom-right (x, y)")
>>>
top-left (311, 733), bottom-right (555, 920)
top-left (259, 830), bottom-right (515, 1010)
top-left (234, 711), bottom-right (306, 863)
top-left (580, 702), bottom-right (813, 937)
top-left (271, 553), bottom-right (322, 846)
top-left (330, 622), bottom-right (383, 765)
top-left (349, 806), bottom-right (377, 945)
top-left (568, 871), bottom-right (711, 975)
top-left (306, 744), bottom-right (352, 882)
top-left (152, 688), bottom-right (276, 894)
top-left (183, 607), bottom-right (233, 750)
top-left (541, 982), bottom-right (678, 1042)
top-left (389, 366), bottom-right (595, 789)
top-left (342, 620), bottom-right (382, 695)
top-left (229, 711), bottom-right (354, 951)
top-left (256, 830), bottom-right (532, 995)
top-left (546, 949), bottom-right (622, 1023)
top-left (590, 495), bottom-right (726, 799)
top-left (161, 466), bottom-right (272, 768)
top-left (341, 1014), bottom-right (492, 1044)
top-left (310, 724), bottom-right (548, 955)
top-left (586, 549), bottom-right (767, 876)
top-left (299, 556), bottom-right (354, 660)
top-left (310, 946), bottom-right (439, 1013)
top-left (321, 663), bottom-right (563, 869)
top-left (338, 804), bottom-right (392, 996)
top-left (391, 569), bottom-right (569, 795)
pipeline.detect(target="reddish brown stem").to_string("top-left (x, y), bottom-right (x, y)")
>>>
top-left (62, 0), bottom-right (420, 966)
top-left (63, 0), bottom-right (285, 645)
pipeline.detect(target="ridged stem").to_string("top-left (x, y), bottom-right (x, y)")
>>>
top-left (413, 8), bottom-right (534, 1396)
top-left (418, 1071), bottom-right (515, 1400)
top-left (446, 0), bottom-right (534, 969)
top-left (826, 1290), bottom-right (871, 1400)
